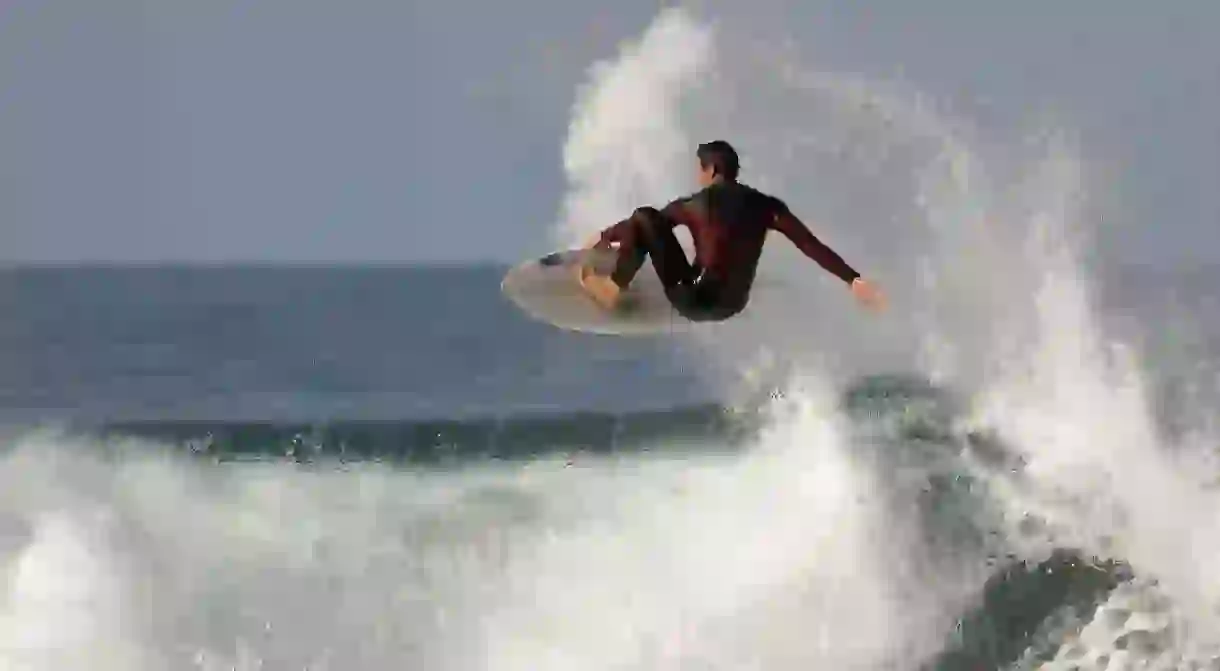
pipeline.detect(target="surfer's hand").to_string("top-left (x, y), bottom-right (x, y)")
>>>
top-left (850, 278), bottom-right (886, 312)
top-left (583, 234), bottom-right (617, 252)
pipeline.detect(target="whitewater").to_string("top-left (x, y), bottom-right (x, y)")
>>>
top-left (2, 6), bottom-right (1219, 671)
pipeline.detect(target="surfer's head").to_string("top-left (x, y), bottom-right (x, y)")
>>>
top-left (696, 140), bottom-right (739, 186)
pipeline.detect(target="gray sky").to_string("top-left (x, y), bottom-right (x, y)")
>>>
top-left (1, 1), bottom-right (1216, 265)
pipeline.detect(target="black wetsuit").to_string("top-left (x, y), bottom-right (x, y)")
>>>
top-left (596, 181), bottom-right (860, 322)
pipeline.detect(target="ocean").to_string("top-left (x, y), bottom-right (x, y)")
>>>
top-left (1, 262), bottom-right (1217, 671)
top-left (5, 5), bottom-right (1220, 671)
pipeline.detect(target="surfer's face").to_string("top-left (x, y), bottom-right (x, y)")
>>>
top-left (697, 161), bottom-right (716, 187)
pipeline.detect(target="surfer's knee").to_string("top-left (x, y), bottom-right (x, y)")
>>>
top-left (631, 206), bottom-right (663, 223)
top-left (630, 207), bottom-right (666, 236)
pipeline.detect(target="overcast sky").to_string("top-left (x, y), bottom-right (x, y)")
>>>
top-left (1, 1), bottom-right (1215, 265)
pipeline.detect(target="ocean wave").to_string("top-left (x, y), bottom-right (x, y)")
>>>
top-left (22, 374), bottom-right (961, 464)
top-left (0, 372), bottom-right (1144, 670)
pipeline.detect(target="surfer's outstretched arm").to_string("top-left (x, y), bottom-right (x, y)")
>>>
top-left (768, 199), bottom-right (887, 311)
top-left (767, 201), bottom-right (859, 284)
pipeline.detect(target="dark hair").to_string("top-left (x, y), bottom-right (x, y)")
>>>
top-left (696, 140), bottom-right (740, 180)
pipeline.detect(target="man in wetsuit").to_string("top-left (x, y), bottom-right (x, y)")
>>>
top-left (577, 140), bottom-right (886, 320)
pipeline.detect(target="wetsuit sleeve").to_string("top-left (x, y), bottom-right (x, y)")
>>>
top-left (768, 198), bottom-right (860, 284)
top-left (597, 215), bottom-right (634, 244)
top-left (658, 197), bottom-right (694, 226)
top-left (597, 197), bottom-right (687, 244)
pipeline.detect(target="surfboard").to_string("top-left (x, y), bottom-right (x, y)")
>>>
top-left (500, 247), bottom-right (696, 336)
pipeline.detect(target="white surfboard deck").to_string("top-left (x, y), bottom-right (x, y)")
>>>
top-left (500, 248), bottom-right (698, 336)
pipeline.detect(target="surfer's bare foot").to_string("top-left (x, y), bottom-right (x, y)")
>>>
top-left (577, 265), bottom-right (622, 311)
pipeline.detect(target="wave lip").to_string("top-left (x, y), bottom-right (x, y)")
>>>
top-left (11, 374), bottom-right (957, 464)
top-left (86, 404), bottom-right (758, 463)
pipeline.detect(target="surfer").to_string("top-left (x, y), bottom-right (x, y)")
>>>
top-left (577, 140), bottom-right (887, 320)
